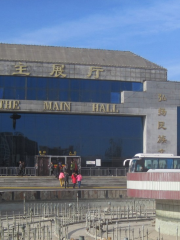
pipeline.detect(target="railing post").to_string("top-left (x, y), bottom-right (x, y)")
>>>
top-left (177, 226), bottom-right (178, 240)
top-left (158, 226), bottom-right (160, 240)
top-left (23, 193), bottom-right (26, 215)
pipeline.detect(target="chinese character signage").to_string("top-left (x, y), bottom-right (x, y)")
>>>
top-left (12, 63), bottom-right (30, 76)
top-left (157, 94), bottom-right (167, 152)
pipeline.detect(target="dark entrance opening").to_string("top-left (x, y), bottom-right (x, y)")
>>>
top-left (35, 155), bottom-right (81, 176)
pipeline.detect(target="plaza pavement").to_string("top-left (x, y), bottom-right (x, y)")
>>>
top-left (0, 175), bottom-right (127, 191)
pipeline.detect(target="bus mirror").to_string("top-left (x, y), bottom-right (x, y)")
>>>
top-left (123, 159), bottom-right (131, 166)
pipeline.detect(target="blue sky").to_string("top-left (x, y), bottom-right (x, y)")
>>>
top-left (1, 0), bottom-right (180, 81)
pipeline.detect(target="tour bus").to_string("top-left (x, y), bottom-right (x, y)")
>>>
top-left (123, 153), bottom-right (180, 173)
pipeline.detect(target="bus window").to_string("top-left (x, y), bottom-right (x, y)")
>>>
top-left (152, 159), bottom-right (158, 169)
top-left (159, 159), bottom-right (167, 169)
top-left (174, 159), bottom-right (180, 169)
top-left (167, 158), bottom-right (173, 169)
top-left (135, 159), bottom-right (145, 172)
top-left (144, 159), bottom-right (152, 170)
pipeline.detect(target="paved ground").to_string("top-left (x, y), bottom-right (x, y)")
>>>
top-left (0, 176), bottom-right (127, 191)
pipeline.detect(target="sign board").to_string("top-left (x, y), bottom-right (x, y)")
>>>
top-left (86, 161), bottom-right (96, 165)
top-left (96, 159), bottom-right (101, 166)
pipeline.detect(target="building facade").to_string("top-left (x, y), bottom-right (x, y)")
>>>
top-left (0, 43), bottom-right (179, 167)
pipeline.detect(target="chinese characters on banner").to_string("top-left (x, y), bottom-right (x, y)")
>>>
top-left (11, 63), bottom-right (104, 79)
top-left (157, 94), bottom-right (167, 153)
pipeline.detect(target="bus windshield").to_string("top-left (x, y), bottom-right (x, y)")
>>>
top-left (129, 158), bottom-right (146, 172)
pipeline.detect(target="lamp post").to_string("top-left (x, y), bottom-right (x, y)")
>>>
top-left (10, 113), bottom-right (21, 130)
top-left (10, 113), bottom-right (21, 166)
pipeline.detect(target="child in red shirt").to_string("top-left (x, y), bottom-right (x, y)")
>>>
top-left (71, 172), bottom-right (77, 189)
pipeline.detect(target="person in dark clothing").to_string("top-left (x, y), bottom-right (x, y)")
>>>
top-left (58, 162), bottom-right (62, 170)
top-left (64, 172), bottom-right (69, 188)
top-left (18, 161), bottom-right (23, 176)
top-left (70, 160), bottom-right (75, 176)
top-left (55, 164), bottom-right (61, 179)
top-left (74, 161), bottom-right (78, 174)
top-left (22, 161), bottom-right (26, 176)
top-left (63, 164), bottom-right (67, 173)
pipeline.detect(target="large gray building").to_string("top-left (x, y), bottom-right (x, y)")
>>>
top-left (0, 43), bottom-right (179, 167)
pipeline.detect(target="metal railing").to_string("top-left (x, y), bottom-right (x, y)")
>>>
top-left (0, 167), bottom-right (35, 176)
top-left (0, 167), bottom-right (128, 176)
top-left (0, 199), bottom-right (156, 240)
top-left (81, 167), bottom-right (128, 176)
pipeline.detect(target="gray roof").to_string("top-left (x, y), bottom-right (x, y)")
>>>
top-left (0, 43), bottom-right (166, 69)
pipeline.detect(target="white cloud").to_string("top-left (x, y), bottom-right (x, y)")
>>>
top-left (3, 0), bottom-right (180, 46)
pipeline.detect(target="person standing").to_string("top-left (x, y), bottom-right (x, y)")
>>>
top-left (77, 173), bottom-right (82, 188)
top-left (59, 171), bottom-right (65, 187)
top-left (22, 161), bottom-right (26, 176)
top-left (58, 161), bottom-right (62, 171)
top-left (63, 164), bottom-right (67, 173)
top-left (55, 163), bottom-right (60, 179)
top-left (71, 172), bottom-right (77, 189)
top-left (64, 171), bottom-right (69, 188)
top-left (70, 160), bottom-right (75, 176)
top-left (74, 161), bottom-right (78, 174)
top-left (18, 161), bottom-right (23, 176)
top-left (48, 162), bottom-right (54, 176)
top-left (35, 163), bottom-right (38, 176)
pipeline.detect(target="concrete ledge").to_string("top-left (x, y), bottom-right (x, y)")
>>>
top-left (0, 189), bottom-right (127, 202)
top-left (155, 199), bottom-right (180, 236)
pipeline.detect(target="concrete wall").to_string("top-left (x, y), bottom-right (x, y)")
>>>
top-left (127, 172), bottom-right (180, 200)
top-left (0, 60), bottom-right (167, 82)
top-left (156, 199), bottom-right (180, 236)
top-left (0, 189), bottom-right (127, 202)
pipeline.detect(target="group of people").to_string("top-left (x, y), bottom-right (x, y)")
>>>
top-left (48, 161), bottom-right (68, 177)
top-left (59, 171), bottom-right (82, 189)
top-left (55, 160), bottom-right (82, 189)
top-left (71, 172), bottom-right (82, 188)
top-left (48, 160), bottom-right (82, 188)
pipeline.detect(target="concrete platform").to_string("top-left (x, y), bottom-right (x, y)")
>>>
top-left (0, 176), bottom-right (127, 202)
top-left (0, 175), bottom-right (126, 189)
